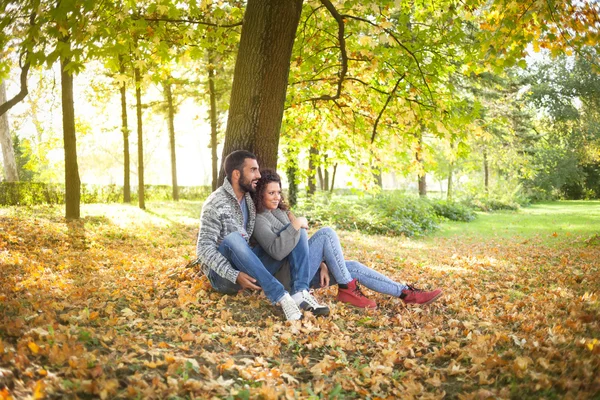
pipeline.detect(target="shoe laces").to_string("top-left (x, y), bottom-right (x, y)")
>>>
top-left (281, 297), bottom-right (300, 320)
top-left (302, 290), bottom-right (324, 309)
top-left (405, 284), bottom-right (425, 293)
top-left (353, 281), bottom-right (369, 298)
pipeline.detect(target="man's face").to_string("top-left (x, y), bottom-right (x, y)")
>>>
top-left (238, 158), bottom-right (261, 193)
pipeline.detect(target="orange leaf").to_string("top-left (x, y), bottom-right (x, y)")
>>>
top-left (181, 332), bottom-right (195, 342)
top-left (28, 342), bottom-right (40, 354)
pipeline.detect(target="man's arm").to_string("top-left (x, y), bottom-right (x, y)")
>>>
top-left (196, 204), bottom-right (240, 284)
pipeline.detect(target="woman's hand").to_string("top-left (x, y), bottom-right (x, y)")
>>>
top-left (319, 262), bottom-right (330, 287)
top-left (291, 216), bottom-right (309, 230)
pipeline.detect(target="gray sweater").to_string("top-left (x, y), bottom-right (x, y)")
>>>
top-left (252, 208), bottom-right (301, 260)
top-left (196, 178), bottom-right (256, 283)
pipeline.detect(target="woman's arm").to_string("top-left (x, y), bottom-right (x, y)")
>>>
top-left (253, 213), bottom-right (302, 261)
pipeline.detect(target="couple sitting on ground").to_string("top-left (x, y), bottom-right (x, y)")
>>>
top-left (196, 150), bottom-right (442, 321)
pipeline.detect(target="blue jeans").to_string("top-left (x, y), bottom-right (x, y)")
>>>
top-left (307, 227), bottom-right (408, 296)
top-left (208, 232), bottom-right (310, 304)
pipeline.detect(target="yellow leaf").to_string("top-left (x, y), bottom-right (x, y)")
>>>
top-left (32, 380), bottom-right (45, 400)
top-left (28, 342), bottom-right (40, 354)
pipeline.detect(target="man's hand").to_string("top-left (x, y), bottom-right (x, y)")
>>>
top-left (319, 262), bottom-right (330, 287)
top-left (236, 272), bottom-right (261, 290)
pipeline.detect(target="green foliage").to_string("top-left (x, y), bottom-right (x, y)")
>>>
top-left (429, 200), bottom-right (477, 222)
top-left (0, 183), bottom-right (211, 206)
top-left (295, 192), bottom-right (442, 237)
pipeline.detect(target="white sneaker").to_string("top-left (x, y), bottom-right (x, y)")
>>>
top-left (292, 290), bottom-right (330, 316)
top-left (278, 293), bottom-right (302, 321)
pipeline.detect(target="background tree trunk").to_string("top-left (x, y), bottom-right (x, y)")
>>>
top-left (134, 66), bottom-right (145, 210)
top-left (447, 165), bottom-right (454, 200)
top-left (0, 81), bottom-right (19, 181)
top-left (483, 148), bottom-right (489, 193)
top-left (219, 0), bottom-right (303, 183)
top-left (208, 60), bottom-right (219, 191)
top-left (307, 145), bottom-right (318, 196)
top-left (416, 133), bottom-right (426, 197)
top-left (330, 163), bottom-right (337, 193)
top-left (164, 81), bottom-right (179, 201)
top-left (60, 55), bottom-right (81, 220)
top-left (120, 61), bottom-right (131, 203)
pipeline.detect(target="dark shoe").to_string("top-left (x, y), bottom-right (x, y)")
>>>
top-left (400, 285), bottom-right (443, 305)
top-left (336, 279), bottom-right (377, 309)
top-left (293, 290), bottom-right (330, 316)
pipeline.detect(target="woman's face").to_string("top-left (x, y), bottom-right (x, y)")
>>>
top-left (262, 181), bottom-right (282, 211)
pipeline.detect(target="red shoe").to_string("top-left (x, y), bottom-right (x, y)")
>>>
top-left (336, 279), bottom-right (377, 309)
top-left (400, 285), bottom-right (443, 305)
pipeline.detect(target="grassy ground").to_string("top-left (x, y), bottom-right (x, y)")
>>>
top-left (0, 201), bottom-right (599, 399)
top-left (435, 201), bottom-right (600, 245)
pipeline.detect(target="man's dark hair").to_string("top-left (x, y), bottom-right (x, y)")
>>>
top-left (224, 150), bottom-right (257, 182)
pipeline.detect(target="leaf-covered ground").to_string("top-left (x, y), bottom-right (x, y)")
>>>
top-left (1, 203), bottom-right (599, 399)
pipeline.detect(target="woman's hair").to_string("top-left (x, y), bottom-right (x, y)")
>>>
top-left (253, 168), bottom-right (289, 213)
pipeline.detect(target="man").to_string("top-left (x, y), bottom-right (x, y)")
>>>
top-left (196, 150), bottom-right (328, 321)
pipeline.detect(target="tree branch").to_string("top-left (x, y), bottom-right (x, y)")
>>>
top-left (0, 11), bottom-right (35, 118)
top-left (342, 14), bottom-right (434, 103)
top-left (371, 74), bottom-right (406, 143)
top-left (306, 0), bottom-right (348, 102)
top-left (135, 16), bottom-right (242, 28)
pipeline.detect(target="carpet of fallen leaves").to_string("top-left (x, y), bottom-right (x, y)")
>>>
top-left (1, 204), bottom-right (599, 399)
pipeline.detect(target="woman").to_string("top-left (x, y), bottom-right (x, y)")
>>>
top-left (251, 169), bottom-right (443, 309)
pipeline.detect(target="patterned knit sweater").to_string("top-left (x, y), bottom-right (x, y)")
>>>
top-left (195, 178), bottom-right (256, 283)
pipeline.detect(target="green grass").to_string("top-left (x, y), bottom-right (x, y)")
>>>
top-left (434, 200), bottom-right (600, 243)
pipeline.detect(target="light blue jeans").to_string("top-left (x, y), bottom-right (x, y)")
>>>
top-left (307, 227), bottom-right (408, 297)
top-left (208, 232), bottom-right (310, 304)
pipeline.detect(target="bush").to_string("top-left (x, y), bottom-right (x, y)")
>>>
top-left (295, 192), bottom-right (441, 237)
top-left (429, 200), bottom-right (477, 222)
top-left (0, 182), bottom-right (211, 206)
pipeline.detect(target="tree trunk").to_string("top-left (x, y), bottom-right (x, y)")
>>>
top-left (60, 55), bottom-right (81, 220)
top-left (208, 60), bottom-right (219, 191)
top-left (307, 145), bottom-right (318, 196)
top-left (416, 132), bottom-right (426, 197)
top-left (164, 81), bottom-right (179, 201)
top-left (134, 66), bottom-right (145, 210)
top-left (286, 163), bottom-right (298, 208)
top-left (447, 141), bottom-right (455, 200)
top-left (317, 166), bottom-right (324, 190)
top-left (324, 167), bottom-right (329, 191)
top-left (483, 147), bottom-right (489, 193)
top-left (219, 0), bottom-right (303, 183)
top-left (0, 81), bottom-right (19, 181)
top-left (330, 163), bottom-right (338, 193)
top-left (447, 164), bottom-right (454, 200)
top-left (119, 61), bottom-right (131, 203)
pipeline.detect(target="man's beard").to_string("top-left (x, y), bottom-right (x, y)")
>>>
top-left (239, 175), bottom-right (255, 193)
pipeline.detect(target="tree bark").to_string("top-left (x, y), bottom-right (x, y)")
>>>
top-left (60, 55), bottom-right (81, 220)
top-left (208, 60), bottom-right (219, 191)
top-left (219, 0), bottom-right (303, 183)
top-left (447, 164), bottom-right (454, 200)
top-left (0, 81), bottom-right (19, 181)
top-left (317, 166), bottom-right (324, 190)
top-left (119, 61), bottom-right (131, 203)
top-left (307, 145), bottom-right (318, 196)
top-left (483, 147), bottom-right (489, 193)
top-left (330, 163), bottom-right (337, 193)
top-left (134, 66), bottom-right (145, 210)
top-left (164, 81), bottom-right (179, 201)
top-left (416, 132), bottom-right (426, 197)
